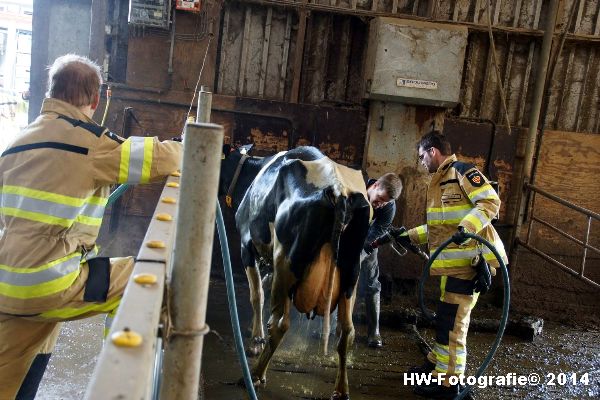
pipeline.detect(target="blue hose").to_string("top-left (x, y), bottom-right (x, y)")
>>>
top-left (107, 184), bottom-right (130, 206)
top-left (216, 203), bottom-right (259, 400)
top-left (418, 233), bottom-right (510, 400)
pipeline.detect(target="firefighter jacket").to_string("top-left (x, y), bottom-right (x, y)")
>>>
top-left (0, 98), bottom-right (182, 314)
top-left (407, 154), bottom-right (508, 276)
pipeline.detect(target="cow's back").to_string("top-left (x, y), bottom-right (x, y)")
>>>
top-left (236, 147), bottom-right (370, 312)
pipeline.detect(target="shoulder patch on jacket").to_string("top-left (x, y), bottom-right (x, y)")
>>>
top-left (465, 170), bottom-right (485, 187)
top-left (104, 131), bottom-right (125, 144)
top-left (56, 115), bottom-right (106, 137)
top-left (451, 161), bottom-right (475, 175)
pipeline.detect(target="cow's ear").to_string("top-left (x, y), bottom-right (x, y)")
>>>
top-left (222, 144), bottom-right (232, 159)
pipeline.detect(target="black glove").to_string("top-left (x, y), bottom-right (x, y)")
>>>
top-left (363, 242), bottom-right (375, 255)
top-left (394, 233), bottom-right (412, 249)
top-left (451, 226), bottom-right (469, 245)
top-left (471, 253), bottom-right (492, 294)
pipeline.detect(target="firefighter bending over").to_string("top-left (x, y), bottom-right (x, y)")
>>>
top-left (0, 54), bottom-right (183, 399)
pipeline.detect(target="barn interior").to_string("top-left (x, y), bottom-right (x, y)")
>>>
top-left (4, 0), bottom-right (600, 399)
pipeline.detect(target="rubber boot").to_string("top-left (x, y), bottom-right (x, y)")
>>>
top-left (366, 292), bottom-right (382, 348)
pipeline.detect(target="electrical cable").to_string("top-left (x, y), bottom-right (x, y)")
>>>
top-left (418, 233), bottom-right (510, 400)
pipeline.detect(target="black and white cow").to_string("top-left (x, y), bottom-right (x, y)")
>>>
top-left (219, 145), bottom-right (370, 400)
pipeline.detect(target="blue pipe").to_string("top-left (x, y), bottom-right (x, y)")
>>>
top-left (418, 233), bottom-right (510, 400)
top-left (216, 203), bottom-right (259, 400)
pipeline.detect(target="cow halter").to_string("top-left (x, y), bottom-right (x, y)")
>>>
top-left (225, 153), bottom-right (249, 208)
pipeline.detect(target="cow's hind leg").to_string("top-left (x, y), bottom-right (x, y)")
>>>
top-left (245, 265), bottom-right (265, 356)
top-left (251, 266), bottom-right (292, 386)
top-left (332, 293), bottom-right (355, 400)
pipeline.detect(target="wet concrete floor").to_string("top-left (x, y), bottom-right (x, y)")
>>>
top-left (37, 278), bottom-right (599, 399)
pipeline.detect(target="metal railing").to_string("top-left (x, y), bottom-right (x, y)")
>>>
top-left (516, 183), bottom-right (600, 289)
top-left (84, 173), bottom-right (180, 399)
top-left (85, 118), bottom-right (224, 399)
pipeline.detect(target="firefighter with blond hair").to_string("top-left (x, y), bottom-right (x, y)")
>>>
top-left (0, 54), bottom-right (183, 399)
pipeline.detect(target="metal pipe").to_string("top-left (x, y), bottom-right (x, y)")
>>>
top-left (531, 216), bottom-right (600, 256)
top-left (509, 0), bottom-right (559, 265)
top-left (160, 122), bottom-right (223, 400)
top-left (197, 85), bottom-right (212, 123)
top-left (581, 216), bottom-right (592, 276)
top-left (525, 191), bottom-right (536, 245)
top-left (516, 239), bottom-right (600, 290)
top-left (526, 183), bottom-right (600, 220)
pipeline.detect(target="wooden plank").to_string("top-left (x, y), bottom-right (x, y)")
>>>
top-left (290, 8), bottom-right (308, 103)
top-left (238, 7), bottom-right (253, 96)
top-left (493, 0), bottom-right (502, 25)
top-left (553, 48), bottom-right (575, 130)
top-left (259, 7), bottom-right (273, 97)
top-left (554, 0), bottom-right (584, 130)
top-left (496, 0), bottom-right (521, 124)
top-left (533, 131), bottom-right (600, 254)
top-left (333, 17), bottom-right (352, 100)
top-left (279, 11), bottom-right (292, 99)
top-left (452, 0), bottom-right (460, 21)
top-left (412, 0), bottom-right (420, 15)
top-left (372, 0), bottom-right (378, 12)
top-left (594, 1), bottom-right (600, 36)
top-left (351, 0), bottom-right (358, 10)
top-left (516, 0), bottom-right (542, 126)
top-left (474, 0), bottom-right (482, 23)
top-left (392, 0), bottom-right (398, 14)
top-left (575, 2), bottom-right (600, 131)
top-left (479, 44), bottom-right (494, 119)
top-left (217, 8), bottom-right (230, 94)
top-left (574, 48), bottom-right (595, 132)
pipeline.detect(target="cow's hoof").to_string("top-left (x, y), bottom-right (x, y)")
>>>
top-left (246, 336), bottom-right (266, 357)
top-left (236, 375), bottom-right (266, 388)
top-left (330, 391), bottom-right (350, 400)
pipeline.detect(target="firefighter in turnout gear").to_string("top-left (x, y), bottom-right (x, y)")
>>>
top-left (404, 131), bottom-right (507, 399)
top-left (0, 55), bottom-right (183, 399)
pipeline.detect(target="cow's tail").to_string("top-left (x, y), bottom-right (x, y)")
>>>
top-left (322, 195), bottom-right (347, 354)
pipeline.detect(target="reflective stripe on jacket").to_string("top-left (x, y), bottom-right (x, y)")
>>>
top-left (0, 98), bottom-right (182, 314)
top-left (408, 155), bottom-right (508, 276)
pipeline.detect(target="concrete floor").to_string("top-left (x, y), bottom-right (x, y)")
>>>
top-left (37, 278), bottom-right (600, 399)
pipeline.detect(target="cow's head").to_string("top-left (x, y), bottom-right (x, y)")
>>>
top-left (219, 143), bottom-right (254, 198)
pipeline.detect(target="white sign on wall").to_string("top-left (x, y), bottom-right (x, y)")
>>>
top-left (396, 78), bottom-right (438, 90)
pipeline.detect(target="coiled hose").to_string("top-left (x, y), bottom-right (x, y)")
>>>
top-left (418, 233), bottom-right (510, 400)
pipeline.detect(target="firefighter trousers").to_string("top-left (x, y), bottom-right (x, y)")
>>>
top-left (426, 272), bottom-right (479, 385)
top-left (0, 256), bottom-right (134, 400)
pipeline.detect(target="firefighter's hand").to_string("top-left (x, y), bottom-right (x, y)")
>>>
top-left (363, 242), bottom-right (375, 255)
top-left (451, 226), bottom-right (469, 245)
top-left (472, 255), bottom-right (492, 294)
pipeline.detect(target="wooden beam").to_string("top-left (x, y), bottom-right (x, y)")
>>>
top-left (238, 7), bottom-right (253, 95)
top-left (217, 8), bottom-right (230, 94)
top-left (259, 7), bottom-right (273, 97)
top-left (290, 6), bottom-right (308, 103)
top-left (279, 11), bottom-right (292, 100)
